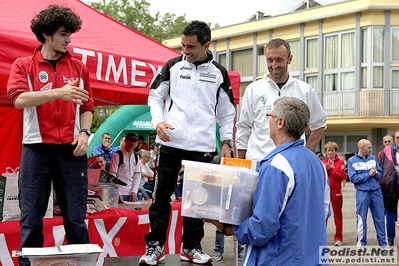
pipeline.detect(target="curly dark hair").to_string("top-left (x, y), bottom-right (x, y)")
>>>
top-left (182, 20), bottom-right (211, 45)
top-left (31, 4), bottom-right (82, 44)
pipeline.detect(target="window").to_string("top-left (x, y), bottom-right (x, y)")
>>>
top-left (218, 53), bottom-right (226, 67)
top-left (232, 48), bottom-right (253, 77)
top-left (347, 135), bottom-right (367, 153)
top-left (288, 40), bottom-right (300, 74)
top-left (392, 70), bottom-right (399, 89)
top-left (306, 38), bottom-right (318, 69)
top-left (324, 136), bottom-right (344, 152)
top-left (325, 73), bottom-right (337, 91)
top-left (341, 72), bottom-right (355, 90)
top-left (324, 31), bottom-right (355, 91)
top-left (392, 28), bottom-right (399, 61)
top-left (306, 75), bottom-right (318, 92)
top-left (373, 28), bottom-right (384, 62)
top-left (341, 33), bottom-right (355, 68)
top-left (323, 134), bottom-right (369, 154)
top-left (257, 45), bottom-right (267, 76)
top-left (325, 35), bottom-right (338, 69)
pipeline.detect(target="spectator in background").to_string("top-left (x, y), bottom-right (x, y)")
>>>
top-left (378, 134), bottom-right (393, 158)
top-left (206, 97), bottom-right (330, 265)
top-left (109, 132), bottom-right (141, 203)
top-left (135, 135), bottom-right (149, 152)
top-left (149, 143), bottom-right (158, 172)
top-left (138, 150), bottom-right (154, 201)
top-left (173, 166), bottom-right (184, 201)
top-left (348, 139), bottom-right (388, 250)
top-left (114, 135), bottom-right (126, 151)
top-left (92, 132), bottom-right (116, 171)
top-left (378, 130), bottom-right (399, 246)
top-left (6, 5), bottom-right (94, 266)
top-left (316, 151), bottom-right (325, 161)
top-left (323, 141), bottom-right (346, 246)
top-left (94, 155), bottom-right (106, 170)
top-left (339, 153), bottom-right (349, 189)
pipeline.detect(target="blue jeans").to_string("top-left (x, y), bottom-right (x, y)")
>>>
top-left (137, 186), bottom-right (150, 200)
top-left (214, 229), bottom-right (244, 254)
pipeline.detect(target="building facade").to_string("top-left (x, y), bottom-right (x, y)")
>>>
top-left (163, 0), bottom-right (399, 155)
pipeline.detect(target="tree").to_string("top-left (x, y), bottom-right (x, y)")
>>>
top-left (91, 105), bottom-right (121, 133)
top-left (89, 0), bottom-right (188, 42)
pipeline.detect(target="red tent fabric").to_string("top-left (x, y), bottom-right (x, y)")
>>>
top-left (0, 0), bottom-right (241, 172)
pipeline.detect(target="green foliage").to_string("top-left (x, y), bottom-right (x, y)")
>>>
top-left (89, 0), bottom-right (189, 42)
top-left (91, 106), bottom-right (121, 133)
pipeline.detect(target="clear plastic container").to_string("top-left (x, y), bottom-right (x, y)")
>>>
top-left (181, 160), bottom-right (258, 225)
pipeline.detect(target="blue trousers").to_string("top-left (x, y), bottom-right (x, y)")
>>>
top-left (355, 189), bottom-right (388, 247)
top-left (19, 144), bottom-right (89, 266)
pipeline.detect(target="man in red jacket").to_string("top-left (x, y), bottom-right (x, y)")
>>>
top-left (323, 141), bottom-right (346, 246)
top-left (7, 5), bottom-right (94, 266)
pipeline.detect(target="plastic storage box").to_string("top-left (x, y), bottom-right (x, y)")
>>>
top-left (181, 160), bottom-right (258, 225)
top-left (88, 184), bottom-right (119, 208)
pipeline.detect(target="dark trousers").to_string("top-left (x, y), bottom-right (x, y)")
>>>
top-left (145, 145), bottom-right (213, 249)
top-left (18, 144), bottom-right (90, 266)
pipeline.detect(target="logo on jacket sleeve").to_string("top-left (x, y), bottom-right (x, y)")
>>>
top-left (39, 71), bottom-right (48, 83)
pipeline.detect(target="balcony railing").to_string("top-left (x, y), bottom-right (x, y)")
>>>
top-left (317, 90), bottom-right (399, 117)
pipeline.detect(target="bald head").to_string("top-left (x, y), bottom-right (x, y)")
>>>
top-left (357, 139), bottom-right (372, 158)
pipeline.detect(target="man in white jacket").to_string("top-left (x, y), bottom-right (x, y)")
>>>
top-left (236, 38), bottom-right (328, 161)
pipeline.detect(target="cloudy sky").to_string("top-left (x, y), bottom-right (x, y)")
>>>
top-left (147, 0), bottom-right (345, 27)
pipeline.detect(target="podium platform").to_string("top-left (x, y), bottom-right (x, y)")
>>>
top-left (104, 255), bottom-right (226, 266)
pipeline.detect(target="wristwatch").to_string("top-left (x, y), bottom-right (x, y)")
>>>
top-left (80, 129), bottom-right (91, 137)
top-left (221, 139), bottom-right (233, 148)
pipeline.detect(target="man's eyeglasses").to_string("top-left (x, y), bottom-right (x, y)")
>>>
top-left (266, 113), bottom-right (277, 119)
top-left (384, 140), bottom-right (392, 143)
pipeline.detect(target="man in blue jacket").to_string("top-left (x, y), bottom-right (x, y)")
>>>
top-left (348, 139), bottom-right (388, 250)
top-left (206, 97), bottom-right (330, 265)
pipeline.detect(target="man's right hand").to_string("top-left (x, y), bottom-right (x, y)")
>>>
top-left (59, 78), bottom-right (89, 105)
top-left (156, 122), bottom-right (175, 142)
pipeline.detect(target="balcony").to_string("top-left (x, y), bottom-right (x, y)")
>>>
top-left (318, 89), bottom-right (399, 117)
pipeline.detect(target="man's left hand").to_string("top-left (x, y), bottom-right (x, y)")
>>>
top-left (72, 133), bottom-right (89, 156)
top-left (220, 144), bottom-right (232, 158)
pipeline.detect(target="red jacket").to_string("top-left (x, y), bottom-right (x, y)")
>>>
top-left (7, 46), bottom-right (94, 144)
top-left (323, 156), bottom-right (346, 190)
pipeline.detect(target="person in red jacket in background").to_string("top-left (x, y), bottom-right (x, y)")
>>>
top-left (323, 141), bottom-right (346, 246)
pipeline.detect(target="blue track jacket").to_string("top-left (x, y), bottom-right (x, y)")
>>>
top-left (348, 152), bottom-right (382, 191)
top-left (233, 140), bottom-right (330, 265)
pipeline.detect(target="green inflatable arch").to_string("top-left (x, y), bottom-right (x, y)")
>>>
top-left (88, 105), bottom-right (222, 155)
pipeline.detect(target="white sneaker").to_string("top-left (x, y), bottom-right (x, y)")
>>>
top-left (180, 248), bottom-right (212, 264)
top-left (335, 241), bottom-right (343, 246)
top-left (139, 241), bottom-right (165, 265)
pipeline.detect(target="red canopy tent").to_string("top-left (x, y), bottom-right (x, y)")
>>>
top-left (0, 0), bottom-right (241, 172)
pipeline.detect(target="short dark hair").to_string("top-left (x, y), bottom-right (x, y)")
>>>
top-left (182, 20), bottom-right (211, 45)
top-left (266, 38), bottom-right (291, 57)
top-left (31, 4), bottom-right (82, 43)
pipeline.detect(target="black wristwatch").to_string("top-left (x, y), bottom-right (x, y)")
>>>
top-left (80, 129), bottom-right (91, 137)
top-left (221, 139), bottom-right (233, 148)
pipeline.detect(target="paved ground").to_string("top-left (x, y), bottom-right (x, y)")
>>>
top-left (198, 182), bottom-right (397, 266)
top-left (131, 182), bottom-right (397, 265)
